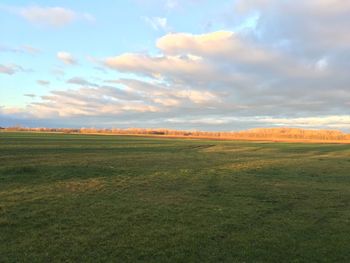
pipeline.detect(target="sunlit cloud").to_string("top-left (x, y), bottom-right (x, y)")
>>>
top-left (1, 5), bottom-right (96, 28)
top-left (2, 0), bottom-right (350, 131)
top-left (57, 51), bottom-right (77, 65)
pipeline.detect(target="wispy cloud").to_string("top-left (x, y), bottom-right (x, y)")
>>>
top-left (57, 51), bottom-right (77, 65)
top-left (0, 64), bottom-right (27, 75)
top-left (20, 6), bottom-right (75, 27)
top-left (165, 0), bottom-right (178, 10)
top-left (37, 80), bottom-right (50, 86)
top-left (142, 16), bottom-right (169, 31)
top-left (25, 86), bottom-right (159, 118)
top-left (21, 45), bottom-right (41, 54)
top-left (67, 77), bottom-right (98, 87)
top-left (24, 94), bottom-right (36, 98)
top-left (51, 68), bottom-right (65, 77)
top-left (258, 116), bottom-right (350, 129)
top-left (2, 5), bottom-right (95, 28)
top-left (0, 44), bottom-right (40, 54)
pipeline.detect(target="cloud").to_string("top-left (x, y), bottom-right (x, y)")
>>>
top-left (117, 78), bottom-right (220, 106)
top-left (22, 86), bottom-right (159, 118)
top-left (232, 0), bottom-right (350, 51)
top-left (19, 6), bottom-right (75, 27)
top-left (142, 16), bottom-right (169, 31)
top-left (105, 52), bottom-right (211, 81)
top-left (2, 76), bottom-right (221, 122)
top-left (258, 116), bottom-right (350, 129)
top-left (0, 44), bottom-right (40, 54)
top-left (165, 0), bottom-right (178, 9)
top-left (67, 77), bottom-right (98, 87)
top-left (163, 115), bottom-right (350, 130)
top-left (0, 64), bottom-right (17, 75)
top-left (0, 64), bottom-right (26, 75)
top-left (175, 90), bottom-right (218, 104)
top-left (100, 28), bottom-right (350, 130)
top-left (3, 5), bottom-right (95, 28)
top-left (104, 31), bottom-right (291, 87)
top-left (37, 80), bottom-right (50, 86)
top-left (24, 94), bottom-right (36, 98)
top-left (167, 117), bottom-right (231, 125)
top-left (21, 45), bottom-right (41, 54)
top-left (57, 51), bottom-right (77, 65)
top-left (3, 1), bottom-right (350, 131)
top-left (156, 31), bottom-right (278, 65)
top-left (51, 68), bottom-right (65, 77)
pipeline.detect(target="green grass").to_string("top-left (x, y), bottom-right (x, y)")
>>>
top-left (1, 132), bottom-right (350, 262)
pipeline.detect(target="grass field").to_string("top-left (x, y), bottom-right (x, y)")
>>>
top-left (1, 132), bottom-right (350, 262)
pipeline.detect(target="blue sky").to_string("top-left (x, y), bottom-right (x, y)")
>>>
top-left (1, 0), bottom-right (350, 131)
top-left (0, 0), bottom-right (231, 106)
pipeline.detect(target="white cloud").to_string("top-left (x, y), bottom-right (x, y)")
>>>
top-left (101, 29), bottom-right (350, 129)
top-left (143, 16), bottom-right (169, 31)
top-left (167, 117), bottom-right (230, 125)
top-left (0, 64), bottom-right (17, 75)
top-left (315, 57), bottom-right (328, 71)
top-left (57, 51), bottom-right (77, 65)
top-left (175, 90), bottom-right (219, 104)
top-left (20, 6), bottom-right (76, 27)
top-left (105, 52), bottom-right (211, 80)
top-left (67, 77), bottom-right (97, 87)
top-left (37, 80), bottom-right (50, 86)
top-left (51, 68), bottom-right (65, 77)
top-left (2, 1), bottom-right (350, 131)
top-left (153, 98), bottom-right (180, 106)
top-left (0, 64), bottom-right (26, 75)
top-left (24, 94), bottom-right (36, 98)
top-left (156, 31), bottom-right (235, 55)
top-left (117, 78), bottom-right (220, 106)
top-left (21, 45), bottom-right (41, 54)
top-left (0, 44), bottom-right (40, 54)
top-left (259, 116), bottom-right (350, 129)
top-left (166, 0), bottom-right (178, 9)
top-left (27, 87), bottom-right (159, 118)
top-left (2, 5), bottom-right (95, 28)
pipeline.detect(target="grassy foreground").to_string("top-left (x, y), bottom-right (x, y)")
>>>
top-left (1, 132), bottom-right (350, 262)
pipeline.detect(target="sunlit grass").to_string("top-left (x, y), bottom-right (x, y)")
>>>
top-left (1, 132), bottom-right (350, 262)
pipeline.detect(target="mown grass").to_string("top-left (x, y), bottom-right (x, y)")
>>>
top-left (1, 132), bottom-right (350, 262)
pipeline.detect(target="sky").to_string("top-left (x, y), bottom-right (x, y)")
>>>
top-left (1, 0), bottom-right (350, 131)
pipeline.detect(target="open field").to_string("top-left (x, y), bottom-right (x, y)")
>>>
top-left (1, 132), bottom-right (350, 262)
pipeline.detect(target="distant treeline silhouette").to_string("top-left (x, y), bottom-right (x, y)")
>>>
top-left (3, 126), bottom-right (350, 141)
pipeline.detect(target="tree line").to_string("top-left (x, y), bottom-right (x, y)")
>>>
top-left (2, 126), bottom-right (350, 141)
